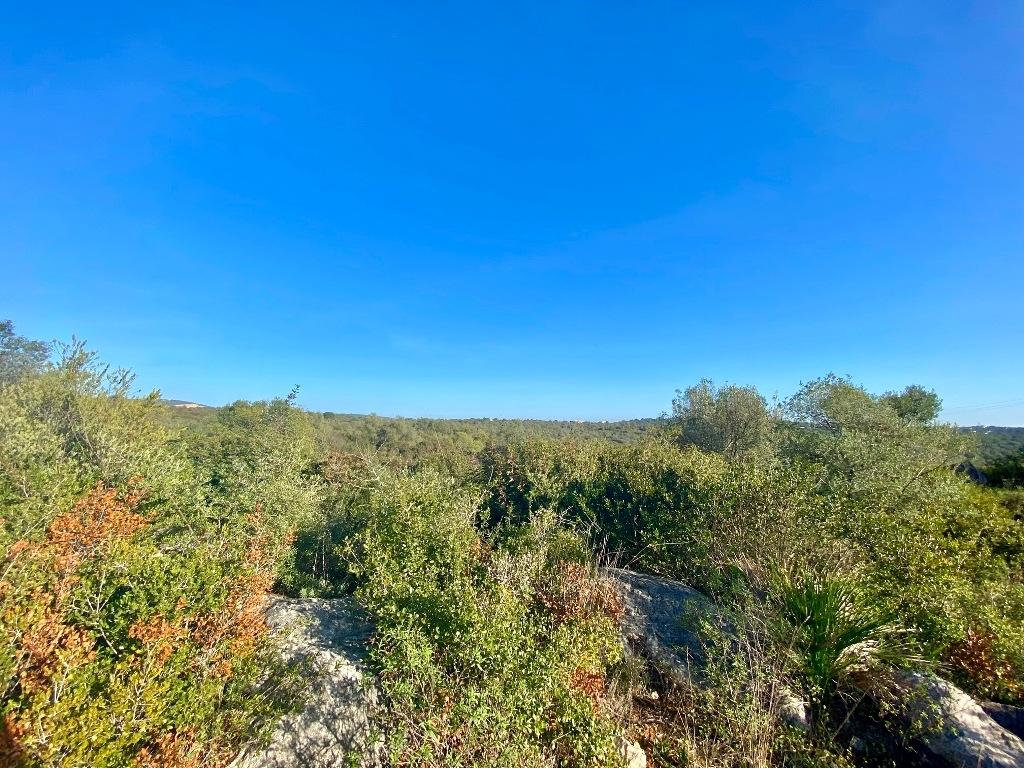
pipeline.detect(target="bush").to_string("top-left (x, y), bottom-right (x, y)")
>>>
top-left (480, 437), bottom-right (730, 577)
top-left (771, 568), bottom-right (923, 728)
top-left (345, 467), bottom-right (625, 767)
top-left (0, 351), bottom-right (305, 767)
top-left (481, 421), bottom-right (1024, 708)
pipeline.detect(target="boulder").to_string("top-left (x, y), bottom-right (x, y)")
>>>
top-left (899, 673), bottom-right (1024, 768)
top-left (607, 567), bottom-right (718, 684)
top-left (606, 567), bottom-right (810, 731)
top-left (982, 702), bottom-right (1024, 741)
top-left (617, 736), bottom-right (647, 768)
top-left (230, 596), bottom-right (378, 768)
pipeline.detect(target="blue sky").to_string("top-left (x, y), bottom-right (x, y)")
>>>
top-left (2, 2), bottom-right (1022, 423)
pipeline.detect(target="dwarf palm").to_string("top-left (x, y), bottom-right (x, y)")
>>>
top-left (774, 568), bottom-right (923, 728)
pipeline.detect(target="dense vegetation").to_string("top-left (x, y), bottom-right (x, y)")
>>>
top-left (159, 404), bottom-right (663, 465)
top-left (157, 401), bottom-right (1024, 476)
top-left (3, 321), bottom-right (1023, 767)
top-left (963, 426), bottom-right (1024, 467)
top-left (0, 335), bottom-right (308, 765)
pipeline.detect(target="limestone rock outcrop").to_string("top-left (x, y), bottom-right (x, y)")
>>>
top-left (231, 596), bottom-right (378, 768)
top-left (899, 673), bottom-right (1024, 768)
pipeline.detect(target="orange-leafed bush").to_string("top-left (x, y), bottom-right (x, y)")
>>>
top-left (132, 729), bottom-right (206, 768)
top-left (0, 482), bottom-right (298, 768)
top-left (944, 627), bottom-right (1022, 702)
top-left (0, 344), bottom-right (321, 766)
top-left (43, 483), bottom-right (147, 573)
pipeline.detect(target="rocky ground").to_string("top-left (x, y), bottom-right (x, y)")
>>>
top-left (234, 572), bottom-right (1024, 768)
top-left (230, 597), bottom-right (377, 768)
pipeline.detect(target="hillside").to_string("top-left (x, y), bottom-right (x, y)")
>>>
top-left (158, 400), bottom-right (1024, 469)
top-left (6, 325), bottom-right (1023, 768)
top-left (962, 425), bottom-right (1024, 465)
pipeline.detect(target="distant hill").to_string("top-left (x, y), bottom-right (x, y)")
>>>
top-left (156, 400), bottom-right (218, 432)
top-left (153, 401), bottom-right (1024, 468)
top-left (161, 399), bottom-right (212, 409)
top-left (961, 426), bottom-right (1024, 465)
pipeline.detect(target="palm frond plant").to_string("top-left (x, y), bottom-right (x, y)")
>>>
top-left (773, 567), bottom-right (924, 732)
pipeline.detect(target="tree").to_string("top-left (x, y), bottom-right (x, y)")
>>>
top-left (986, 449), bottom-right (1024, 488)
top-left (671, 379), bottom-right (773, 459)
top-left (782, 374), bottom-right (968, 504)
top-left (881, 385), bottom-right (941, 424)
top-left (783, 374), bottom-right (877, 437)
top-left (0, 320), bottom-right (49, 386)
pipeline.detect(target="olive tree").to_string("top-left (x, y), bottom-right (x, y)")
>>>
top-left (881, 384), bottom-right (942, 424)
top-left (671, 379), bottom-right (774, 459)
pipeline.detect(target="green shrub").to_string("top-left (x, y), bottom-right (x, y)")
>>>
top-left (772, 568), bottom-right (923, 728)
top-left (345, 467), bottom-right (625, 767)
top-left (481, 420), bottom-right (1024, 707)
top-left (480, 437), bottom-right (729, 575)
top-left (0, 352), bottom-right (305, 767)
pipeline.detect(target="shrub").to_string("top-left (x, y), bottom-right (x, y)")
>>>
top-left (670, 378), bottom-right (775, 459)
top-left (0, 352), bottom-right (304, 767)
top-left (480, 437), bottom-right (729, 577)
top-left (481, 420), bottom-right (1024, 708)
top-left (345, 467), bottom-right (625, 767)
top-left (771, 568), bottom-right (923, 729)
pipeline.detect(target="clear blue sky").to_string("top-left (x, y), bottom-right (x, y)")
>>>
top-left (2, 3), bottom-right (1022, 423)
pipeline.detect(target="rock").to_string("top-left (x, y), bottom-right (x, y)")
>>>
top-left (617, 736), bottom-right (647, 768)
top-left (776, 692), bottom-right (812, 733)
top-left (230, 596), bottom-right (378, 768)
top-left (606, 567), bottom-right (719, 685)
top-left (608, 569), bottom-right (1024, 765)
top-left (606, 567), bottom-right (810, 732)
top-left (849, 735), bottom-right (868, 754)
top-left (982, 702), bottom-right (1024, 741)
top-left (899, 672), bottom-right (1024, 768)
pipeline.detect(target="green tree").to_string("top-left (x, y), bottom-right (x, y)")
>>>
top-left (0, 320), bottom-right (49, 386)
top-left (672, 378), bottom-right (773, 459)
top-left (881, 384), bottom-right (942, 424)
top-left (782, 374), bottom-right (967, 504)
top-left (986, 449), bottom-right (1024, 488)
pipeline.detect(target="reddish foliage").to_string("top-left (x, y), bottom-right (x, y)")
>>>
top-left (1, 714), bottom-right (27, 767)
top-left (570, 667), bottom-right (606, 705)
top-left (44, 484), bottom-right (147, 576)
top-left (2, 485), bottom-right (147, 700)
top-left (6, 539), bottom-right (30, 558)
top-left (181, 533), bottom-right (275, 679)
top-left (14, 596), bottom-right (96, 695)
top-left (1, 486), bottom-right (148, 738)
top-left (132, 729), bottom-right (222, 768)
top-left (2, 485), bottom-right (278, 767)
top-left (945, 628), bottom-right (1021, 699)
top-left (129, 615), bottom-right (185, 665)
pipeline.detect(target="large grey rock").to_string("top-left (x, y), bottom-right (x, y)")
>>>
top-left (607, 567), bottom-right (718, 683)
top-left (231, 596), bottom-right (378, 768)
top-left (899, 673), bottom-right (1024, 768)
top-left (983, 702), bottom-right (1024, 740)
top-left (607, 567), bottom-right (810, 731)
